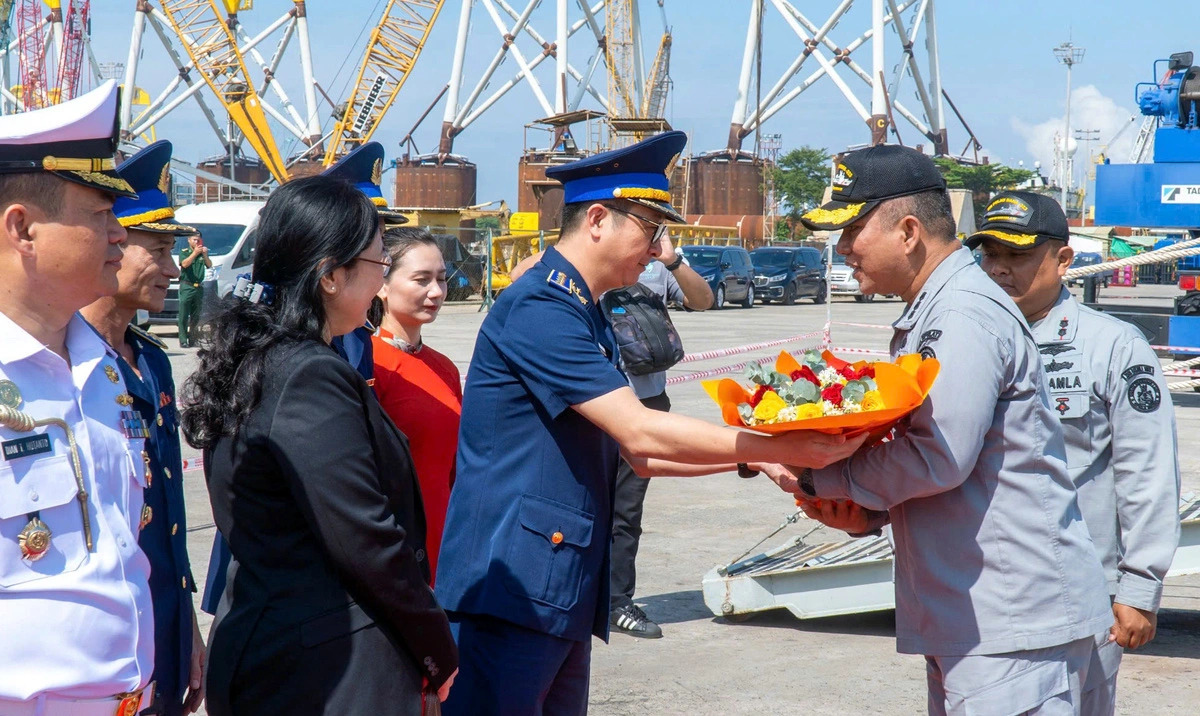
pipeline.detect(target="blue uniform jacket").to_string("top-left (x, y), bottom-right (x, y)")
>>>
top-left (120, 325), bottom-right (195, 707)
top-left (435, 247), bottom-right (628, 642)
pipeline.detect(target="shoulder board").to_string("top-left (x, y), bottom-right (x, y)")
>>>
top-left (546, 269), bottom-right (589, 306)
top-left (128, 324), bottom-right (168, 350)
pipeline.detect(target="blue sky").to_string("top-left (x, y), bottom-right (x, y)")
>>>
top-left (84, 0), bottom-right (1200, 205)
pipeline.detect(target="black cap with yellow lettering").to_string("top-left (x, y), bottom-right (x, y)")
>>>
top-left (964, 191), bottom-right (1069, 250)
top-left (800, 144), bottom-right (946, 231)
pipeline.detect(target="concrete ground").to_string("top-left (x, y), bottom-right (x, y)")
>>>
top-left (165, 283), bottom-right (1200, 714)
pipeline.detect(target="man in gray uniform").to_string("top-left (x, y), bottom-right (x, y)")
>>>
top-left (969, 191), bottom-right (1180, 710)
top-left (784, 145), bottom-right (1112, 714)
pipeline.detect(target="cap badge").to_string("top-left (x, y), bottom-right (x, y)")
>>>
top-left (158, 162), bottom-right (171, 194)
top-left (831, 163), bottom-right (855, 193)
top-left (803, 202), bottom-right (865, 226)
top-left (984, 196), bottom-right (1033, 225)
top-left (371, 158), bottom-right (383, 187)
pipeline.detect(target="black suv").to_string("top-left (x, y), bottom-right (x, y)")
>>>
top-left (750, 246), bottom-right (827, 305)
top-left (680, 244), bottom-right (756, 309)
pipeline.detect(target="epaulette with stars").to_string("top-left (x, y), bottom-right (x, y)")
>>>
top-left (546, 269), bottom-right (589, 306)
top-left (128, 323), bottom-right (168, 350)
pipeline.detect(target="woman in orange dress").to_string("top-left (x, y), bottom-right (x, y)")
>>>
top-left (371, 227), bottom-right (460, 581)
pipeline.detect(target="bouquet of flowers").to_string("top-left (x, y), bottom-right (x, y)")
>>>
top-left (703, 349), bottom-right (938, 437)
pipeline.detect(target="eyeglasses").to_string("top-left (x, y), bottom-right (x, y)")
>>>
top-left (608, 205), bottom-right (670, 249)
top-left (355, 254), bottom-right (393, 277)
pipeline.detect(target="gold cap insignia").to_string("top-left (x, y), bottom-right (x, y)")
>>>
top-left (371, 158), bottom-right (383, 187)
top-left (158, 162), bottom-right (171, 194)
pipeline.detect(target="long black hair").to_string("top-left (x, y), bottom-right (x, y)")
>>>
top-left (181, 175), bottom-right (379, 449)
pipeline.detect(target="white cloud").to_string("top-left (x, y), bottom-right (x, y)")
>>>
top-left (1011, 85), bottom-right (1139, 183)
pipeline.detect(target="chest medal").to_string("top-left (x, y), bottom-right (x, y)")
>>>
top-left (18, 515), bottom-right (51, 561)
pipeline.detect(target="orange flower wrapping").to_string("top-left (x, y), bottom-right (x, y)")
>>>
top-left (702, 350), bottom-right (939, 439)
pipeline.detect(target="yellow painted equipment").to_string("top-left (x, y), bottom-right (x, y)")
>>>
top-left (155, 0), bottom-right (289, 183)
top-left (323, 0), bottom-right (445, 166)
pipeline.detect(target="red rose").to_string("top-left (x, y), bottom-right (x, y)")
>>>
top-left (790, 365), bottom-right (820, 385)
top-left (838, 364), bottom-right (859, 380)
top-left (821, 383), bottom-right (844, 405)
top-left (748, 384), bottom-right (770, 407)
top-left (859, 365), bottom-right (876, 379)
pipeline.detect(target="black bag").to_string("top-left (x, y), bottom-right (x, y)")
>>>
top-left (600, 282), bottom-right (685, 376)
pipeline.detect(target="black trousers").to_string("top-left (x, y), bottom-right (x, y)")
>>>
top-left (610, 390), bottom-right (671, 610)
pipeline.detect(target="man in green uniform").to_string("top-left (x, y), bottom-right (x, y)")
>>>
top-left (177, 233), bottom-right (210, 347)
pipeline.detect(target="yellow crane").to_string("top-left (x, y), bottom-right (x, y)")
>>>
top-left (604, 0), bottom-right (672, 144)
top-left (322, 0), bottom-right (445, 166)
top-left (155, 0), bottom-right (289, 183)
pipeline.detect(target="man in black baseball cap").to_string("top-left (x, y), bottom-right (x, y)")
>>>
top-left (779, 147), bottom-right (1112, 712)
top-left (972, 191), bottom-right (1179, 713)
top-left (801, 143), bottom-right (947, 231)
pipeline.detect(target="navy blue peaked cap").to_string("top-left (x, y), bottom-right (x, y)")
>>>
top-left (545, 130), bottom-right (686, 222)
top-left (112, 140), bottom-right (196, 235)
top-left (322, 141), bottom-right (408, 225)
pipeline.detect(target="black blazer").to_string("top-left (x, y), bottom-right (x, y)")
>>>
top-left (203, 340), bottom-right (456, 716)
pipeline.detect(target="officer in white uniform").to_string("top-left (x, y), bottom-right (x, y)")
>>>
top-left (0, 82), bottom-right (157, 715)
top-left (970, 191), bottom-right (1180, 712)
top-left (789, 146), bottom-right (1112, 714)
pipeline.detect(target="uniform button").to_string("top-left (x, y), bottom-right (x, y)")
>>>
top-left (181, 576), bottom-right (187, 589)
top-left (172, 524), bottom-right (178, 535)
top-left (165, 468), bottom-right (172, 479)
top-left (29, 491), bottom-right (38, 502)
top-left (157, 414), bottom-right (163, 427)
top-left (551, 531), bottom-right (564, 545)
top-left (119, 539), bottom-right (127, 549)
top-left (415, 548), bottom-right (426, 561)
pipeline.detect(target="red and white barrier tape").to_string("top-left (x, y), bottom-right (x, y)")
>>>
top-left (182, 455), bottom-right (204, 474)
top-left (1153, 345), bottom-right (1200, 355)
top-left (1165, 368), bottom-right (1200, 378)
top-left (677, 329), bottom-right (826, 364)
top-left (666, 343), bottom-right (825, 385)
top-left (829, 346), bottom-right (892, 357)
top-left (831, 321), bottom-right (894, 331)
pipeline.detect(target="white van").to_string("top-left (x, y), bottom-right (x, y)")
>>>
top-left (150, 200), bottom-right (265, 322)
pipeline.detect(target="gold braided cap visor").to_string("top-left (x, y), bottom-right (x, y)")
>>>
top-left (963, 228), bottom-right (1052, 249)
top-left (800, 200), bottom-right (879, 231)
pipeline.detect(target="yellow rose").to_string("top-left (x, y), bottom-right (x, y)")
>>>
top-left (795, 402), bottom-right (824, 419)
top-left (752, 391), bottom-right (787, 422)
top-left (861, 390), bottom-right (885, 411)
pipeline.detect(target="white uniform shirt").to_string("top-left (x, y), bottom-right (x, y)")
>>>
top-left (0, 311), bottom-right (154, 700)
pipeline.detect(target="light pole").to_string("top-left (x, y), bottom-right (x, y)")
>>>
top-left (1054, 41), bottom-right (1085, 211)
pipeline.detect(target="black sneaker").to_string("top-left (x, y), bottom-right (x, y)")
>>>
top-left (610, 604), bottom-right (663, 639)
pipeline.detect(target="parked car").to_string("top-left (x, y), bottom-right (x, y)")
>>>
top-left (826, 247), bottom-right (875, 302)
top-left (750, 246), bottom-right (826, 305)
top-left (680, 244), bottom-right (755, 309)
top-left (1066, 252), bottom-right (1110, 288)
top-left (150, 200), bottom-right (264, 323)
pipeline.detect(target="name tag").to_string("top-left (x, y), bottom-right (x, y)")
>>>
top-left (1042, 348), bottom-right (1088, 419)
top-left (2, 434), bottom-right (52, 461)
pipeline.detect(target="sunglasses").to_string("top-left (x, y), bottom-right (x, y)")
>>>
top-left (608, 205), bottom-right (670, 248)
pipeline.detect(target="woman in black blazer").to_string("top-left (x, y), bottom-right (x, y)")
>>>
top-left (181, 176), bottom-right (457, 715)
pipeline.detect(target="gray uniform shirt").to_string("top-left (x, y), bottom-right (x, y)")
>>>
top-left (1031, 286), bottom-right (1180, 612)
top-left (811, 247), bottom-right (1111, 657)
top-left (625, 260), bottom-right (685, 400)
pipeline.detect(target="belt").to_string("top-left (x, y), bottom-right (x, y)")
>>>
top-left (0, 684), bottom-right (153, 716)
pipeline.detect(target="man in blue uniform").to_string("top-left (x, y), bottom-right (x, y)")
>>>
top-left (435, 131), bottom-right (864, 714)
top-left (200, 141), bottom-right (408, 614)
top-left (81, 140), bottom-right (205, 715)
